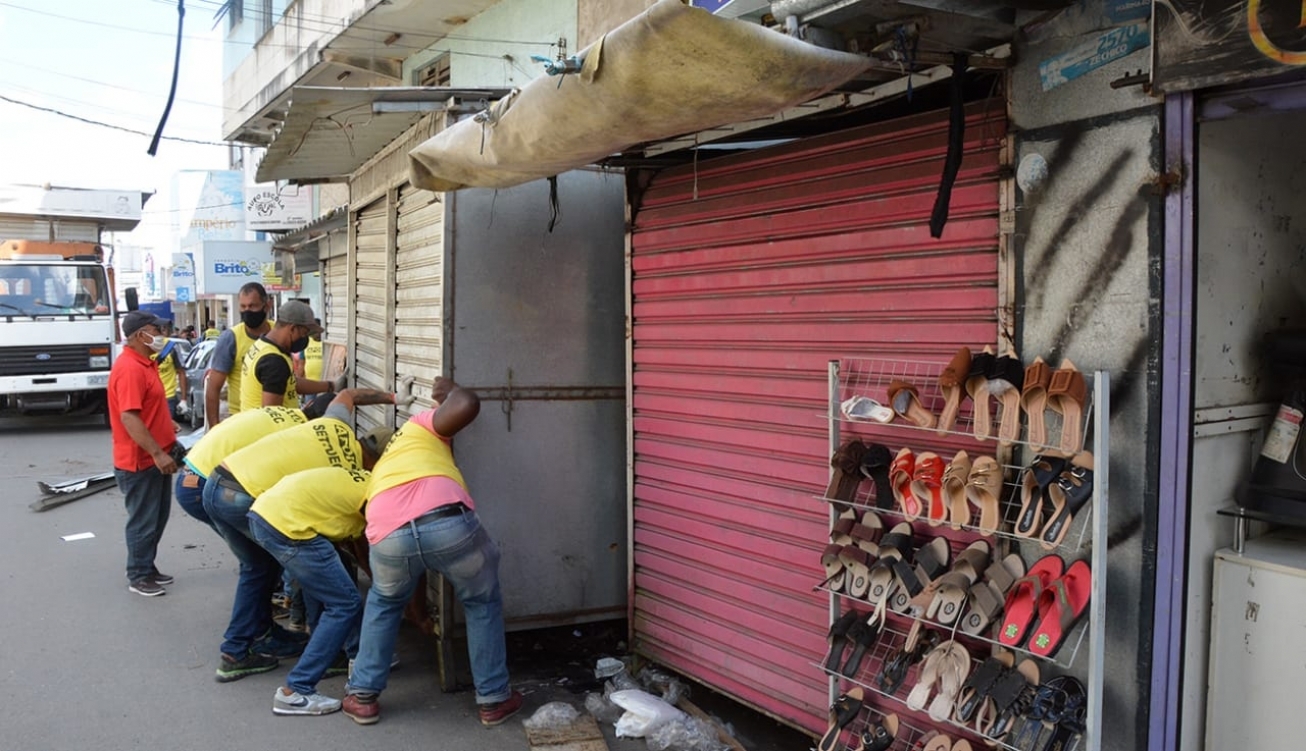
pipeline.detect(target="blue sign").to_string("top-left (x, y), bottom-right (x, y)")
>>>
top-left (690, 0), bottom-right (732, 12)
top-left (1038, 21), bottom-right (1150, 91)
top-left (176, 287), bottom-right (191, 303)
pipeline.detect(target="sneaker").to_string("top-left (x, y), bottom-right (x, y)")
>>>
top-left (272, 687), bottom-right (341, 716)
top-left (215, 651), bottom-right (280, 683)
top-left (342, 693), bottom-right (381, 725)
top-left (254, 634), bottom-right (306, 659)
top-left (478, 690), bottom-right (524, 727)
top-left (129, 579), bottom-right (166, 597)
top-left (149, 570), bottom-right (174, 585)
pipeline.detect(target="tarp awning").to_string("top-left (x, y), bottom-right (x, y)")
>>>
top-left (255, 86), bottom-right (512, 184)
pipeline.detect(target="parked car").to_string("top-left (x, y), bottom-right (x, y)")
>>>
top-left (181, 338), bottom-right (218, 429)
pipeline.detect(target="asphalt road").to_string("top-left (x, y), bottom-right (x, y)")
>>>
top-left (0, 417), bottom-right (806, 751)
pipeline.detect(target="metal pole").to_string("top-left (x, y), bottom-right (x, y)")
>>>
top-left (1089, 372), bottom-right (1110, 751)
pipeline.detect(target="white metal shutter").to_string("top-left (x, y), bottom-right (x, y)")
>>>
top-left (353, 199), bottom-right (390, 433)
top-left (322, 255), bottom-right (348, 346)
top-left (393, 185), bottom-right (445, 421)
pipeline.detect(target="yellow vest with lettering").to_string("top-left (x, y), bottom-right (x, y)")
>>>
top-left (153, 349), bottom-right (179, 398)
top-left (227, 322), bottom-right (264, 414)
top-left (304, 337), bottom-right (323, 381)
top-left (251, 467), bottom-right (369, 541)
top-left (185, 406), bottom-right (307, 478)
top-left (225, 417), bottom-right (364, 497)
top-left (367, 419), bottom-right (467, 499)
top-left (240, 337), bottom-right (297, 411)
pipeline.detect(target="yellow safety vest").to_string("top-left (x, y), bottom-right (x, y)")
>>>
top-left (225, 417), bottom-right (364, 497)
top-left (227, 323), bottom-right (265, 414)
top-left (185, 406), bottom-right (307, 478)
top-left (304, 337), bottom-right (323, 381)
top-left (367, 418), bottom-right (467, 499)
top-left (240, 337), bottom-right (297, 411)
top-left (250, 467), bottom-right (370, 541)
top-left (153, 348), bottom-right (179, 399)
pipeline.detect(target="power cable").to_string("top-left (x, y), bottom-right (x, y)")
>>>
top-left (0, 56), bottom-right (229, 112)
top-left (147, 0), bottom-right (187, 155)
top-left (0, 93), bottom-right (230, 147)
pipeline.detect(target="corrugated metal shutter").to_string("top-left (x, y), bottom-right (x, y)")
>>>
top-left (353, 199), bottom-right (390, 433)
top-left (394, 185), bottom-right (445, 420)
top-left (629, 103), bottom-right (1005, 733)
top-left (322, 255), bottom-right (348, 346)
top-left (0, 218), bottom-right (98, 242)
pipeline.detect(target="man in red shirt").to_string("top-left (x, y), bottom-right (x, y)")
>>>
top-left (109, 310), bottom-right (181, 597)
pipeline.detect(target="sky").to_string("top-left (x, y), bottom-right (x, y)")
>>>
top-left (0, 0), bottom-right (232, 251)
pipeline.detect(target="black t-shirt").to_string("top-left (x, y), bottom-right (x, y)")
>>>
top-left (253, 338), bottom-right (293, 396)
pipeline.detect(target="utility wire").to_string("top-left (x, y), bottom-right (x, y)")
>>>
top-left (148, 0), bottom-right (187, 155)
top-left (0, 56), bottom-right (229, 112)
top-left (0, 93), bottom-right (229, 147)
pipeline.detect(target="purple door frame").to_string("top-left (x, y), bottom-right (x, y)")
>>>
top-left (1150, 90), bottom-right (1195, 751)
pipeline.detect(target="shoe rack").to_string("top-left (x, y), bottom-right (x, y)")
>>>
top-left (817, 357), bottom-right (1107, 751)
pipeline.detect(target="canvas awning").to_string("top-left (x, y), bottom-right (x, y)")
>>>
top-left (255, 86), bottom-right (511, 184)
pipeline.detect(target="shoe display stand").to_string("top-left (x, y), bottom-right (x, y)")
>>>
top-left (816, 357), bottom-right (1107, 751)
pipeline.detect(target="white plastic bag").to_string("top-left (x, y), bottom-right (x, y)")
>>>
top-left (522, 701), bottom-right (581, 731)
top-left (609, 689), bottom-right (686, 738)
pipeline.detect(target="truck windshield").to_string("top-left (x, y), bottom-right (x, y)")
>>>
top-left (0, 263), bottom-right (111, 316)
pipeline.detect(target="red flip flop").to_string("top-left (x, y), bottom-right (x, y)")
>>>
top-left (1027, 560), bottom-right (1092, 658)
top-left (998, 554), bottom-right (1064, 648)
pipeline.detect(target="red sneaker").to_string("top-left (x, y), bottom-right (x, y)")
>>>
top-left (342, 694), bottom-right (381, 725)
top-left (478, 690), bottom-right (524, 727)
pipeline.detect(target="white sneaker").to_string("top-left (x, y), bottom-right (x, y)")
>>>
top-left (272, 688), bottom-right (341, 716)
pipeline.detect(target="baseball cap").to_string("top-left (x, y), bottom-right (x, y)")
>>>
top-left (121, 310), bottom-right (170, 338)
top-left (359, 425), bottom-right (396, 456)
top-left (277, 300), bottom-right (322, 334)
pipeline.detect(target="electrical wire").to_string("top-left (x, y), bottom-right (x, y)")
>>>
top-left (147, 0), bottom-right (187, 155)
top-left (0, 93), bottom-right (229, 147)
top-left (0, 56), bottom-right (229, 112)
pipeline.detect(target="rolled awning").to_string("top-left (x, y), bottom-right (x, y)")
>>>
top-left (407, 0), bottom-right (873, 192)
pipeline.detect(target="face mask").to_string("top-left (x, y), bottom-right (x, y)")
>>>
top-left (289, 335), bottom-right (310, 354)
top-left (241, 309), bottom-right (268, 329)
top-left (144, 333), bottom-right (167, 352)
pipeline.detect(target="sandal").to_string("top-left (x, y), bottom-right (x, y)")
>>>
top-left (827, 440), bottom-right (869, 506)
top-left (850, 510), bottom-right (885, 554)
top-left (866, 522), bottom-right (914, 606)
top-left (937, 347), bottom-right (972, 434)
top-left (1040, 454), bottom-right (1094, 550)
top-left (965, 346), bottom-right (996, 440)
top-left (878, 620), bottom-right (940, 695)
top-left (964, 456), bottom-right (1004, 536)
top-left (942, 450), bottom-right (973, 530)
top-left (890, 448), bottom-right (917, 519)
top-left (987, 350), bottom-right (1025, 447)
top-left (926, 540), bottom-right (991, 626)
top-left (954, 648), bottom-right (1014, 723)
top-left (905, 642), bottom-right (947, 712)
top-left (1027, 560), bottom-right (1092, 658)
top-left (999, 554), bottom-right (1065, 648)
top-left (1048, 359), bottom-right (1088, 455)
top-left (857, 713), bottom-right (899, 751)
top-left (839, 545), bottom-right (876, 599)
top-left (823, 608), bottom-right (862, 673)
top-left (840, 612), bottom-right (883, 678)
top-left (820, 543), bottom-right (849, 593)
top-left (859, 444), bottom-right (895, 510)
top-left (984, 659), bottom-right (1040, 740)
top-left (911, 452), bottom-right (947, 527)
top-left (889, 534), bottom-right (950, 613)
top-left (960, 553), bottom-right (1025, 636)
top-left (1014, 455), bottom-right (1069, 539)
top-left (818, 687), bottom-right (864, 751)
top-left (842, 395), bottom-right (895, 424)
top-left (888, 379), bottom-right (937, 429)
top-left (927, 640), bottom-right (972, 724)
top-left (1021, 356), bottom-right (1052, 448)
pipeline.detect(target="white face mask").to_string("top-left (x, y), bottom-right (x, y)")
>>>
top-left (143, 332), bottom-right (167, 352)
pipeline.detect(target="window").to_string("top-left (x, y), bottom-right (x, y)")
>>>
top-left (415, 54), bottom-right (452, 87)
top-left (257, 0), bottom-right (273, 36)
top-left (222, 0), bottom-right (244, 33)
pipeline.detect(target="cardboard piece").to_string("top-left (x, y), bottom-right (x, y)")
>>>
top-left (320, 342), bottom-right (348, 382)
top-left (524, 714), bottom-right (609, 751)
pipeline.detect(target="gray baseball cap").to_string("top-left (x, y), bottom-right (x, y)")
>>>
top-left (277, 300), bottom-right (322, 333)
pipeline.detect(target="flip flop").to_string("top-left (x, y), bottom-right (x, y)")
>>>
top-left (890, 448), bottom-right (918, 519)
top-left (942, 450), bottom-right (973, 530)
top-left (1048, 359), bottom-right (1088, 455)
top-left (857, 713), bottom-right (899, 751)
top-left (987, 351), bottom-right (1025, 447)
top-left (1027, 560), bottom-right (1092, 658)
top-left (911, 452), bottom-right (946, 527)
top-left (999, 554), bottom-right (1065, 648)
top-left (1021, 356), bottom-right (1052, 449)
top-left (859, 444), bottom-right (895, 510)
top-left (905, 643), bottom-right (946, 712)
top-left (1014, 455), bottom-right (1069, 538)
top-left (961, 553), bottom-right (1025, 636)
top-left (937, 347), bottom-right (972, 434)
top-left (818, 687), bottom-right (864, 751)
top-left (888, 380), bottom-right (937, 429)
top-left (964, 455), bottom-right (1004, 536)
top-left (1041, 454), bottom-right (1095, 550)
top-left (823, 608), bottom-right (862, 672)
top-left (927, 640), bottom-right (972, 724)
top-left (926, 540), bottom-right (991, 626)
top-left (965, 346), bottom-right (996, 440)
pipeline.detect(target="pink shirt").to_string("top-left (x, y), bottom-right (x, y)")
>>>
top-left (365, 409), bottom-right (475, 544)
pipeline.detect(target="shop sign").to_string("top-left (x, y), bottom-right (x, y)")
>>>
top-left (1155, 0), bottom-right (1306, 93)
top-left (191, 240), bottom-right (273, 296)
top-left (170, 252), bottom-right (195, 304)
top-left (244, 182), bottom-right (313, 231)
top-left (1038, 21), bottom-right (1150, 91)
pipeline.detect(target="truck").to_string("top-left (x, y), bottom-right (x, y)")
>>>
top-left (0, 239), bottom-right (118, 416)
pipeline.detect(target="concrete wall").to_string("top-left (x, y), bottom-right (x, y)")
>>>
top-left (1182, 109), bottom-right (1306, 751)
top-left (222, 0), bottom-right (307, 81)
top-left (1010, 8), bottom-right (1161, 751)
top-left (402, 0), bottom-right (575, 88)
top-left (578, 0), bottom-right (655, 49)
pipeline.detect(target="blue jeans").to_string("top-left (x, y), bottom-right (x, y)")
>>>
top-left (201, 477), bottom-right (279, 658)
top-left (347, 508), bottom-right (510, 704)
top-left (174, 470), bottom-right (215, 533)
top-left (249, 514), bottom-right (361, 695)
top-left (115, 466), bottom-right (172, 583)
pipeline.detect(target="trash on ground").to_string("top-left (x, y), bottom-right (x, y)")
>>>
top-left (646, 715), bottom-right (731, 751)
top-left (524, 708), bottom-right (609, 751)
top-left (584, 691), bottom-right (626, 724)
top-left (524, 701), bottom-right (582, 731)
top-left (31, 473), bottom-right (118, 512)
top-left (60, 532), bottom-right (95, 542)
top-left (637, 665), bottom-right (690, 705)
top-left (594, 656), bottom-right (627, 679)
top-left (611, 689), bottom-right (686, 738)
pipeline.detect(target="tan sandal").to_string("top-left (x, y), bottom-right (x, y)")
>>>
top-left (888, 379), bottom-right (937, 429)
top-left (964, 456), bottom-right (1004, 536)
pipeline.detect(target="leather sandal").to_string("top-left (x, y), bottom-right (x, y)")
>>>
top-left (1040, 454), bottom-right (1094, 550)
top-left (965, 346), bottom-right (997, 440)
top-left (984, 659), bottom-right (1040, 740)
top-left (1014, 455), bottom-right (1069, 538)
top-left (823, 608), bottom-right (862, 672)
top-left (954, 649), bottom-right (1014, 723)
top-left (857, 713), bottom-right (899, 751)
top-left (827, 440), bottom-right (869, 506)
top-left (889, 535), bottom-right (950, 613)
top-left (890, 448), bottom-right (917, 519)
top-left (911, 452), bottom-right (947, 527)
top-left (1047, 358), bottom-right (1088, 455)
top-left (941, 450), bottom-right (973, 530)
top-left (905, 642), bottom-right (947, 712)
top-left (850, 510), bottom-right (885, 554)
top-left (937, 347), bottom-right (972, 434)
top-left (866, 522), bottom-right (914, 606)
top-left (925, 540), bottom-right (991, 626)
top-left (964, 455), bottom-right (1004, 536)
top-left (859, 444), bottom-right (895, 510)
top-left (987, 350), bottom-right (1025, 447)
top-left (840, 613), bottom-right (882, 678)
top-left (888, 379), bottom-right (937, 429)
top-left (878, 621), bottom-right (939, 696)
top-left (818, 687), bottom-right (864, 751)
top-left (839, 546), bottom-right (876, 599)
top-left (1021, 356), bottom-right (1052, 448)
top-left (960, 553), bottom-right (1025, 636)
top-left (820, 543), bottom-right (849, 593)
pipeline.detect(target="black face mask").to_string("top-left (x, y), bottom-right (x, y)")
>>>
top-left (240, 309), bottom-right (268, 329)
top-left (289, 335), bottom-right (310, 354)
